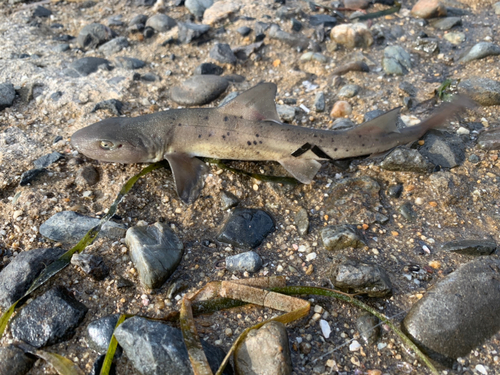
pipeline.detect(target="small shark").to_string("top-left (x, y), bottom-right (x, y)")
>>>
top-left (71, 82), bottom-right (468, 204)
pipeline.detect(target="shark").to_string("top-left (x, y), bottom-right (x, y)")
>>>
top-left (71, 82), bottom-right (469, 204)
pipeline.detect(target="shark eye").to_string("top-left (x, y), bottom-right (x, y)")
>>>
top-left (100, 140), bottom-right (121, 150)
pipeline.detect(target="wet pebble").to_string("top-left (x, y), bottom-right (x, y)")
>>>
top-left (115, 56), bottom-right (146, 70)
top-left (86, 314), bottom-right (122, 354)
top-left (418, 130), bottom-right (466, 168)
top-left (226, 251), bottom-right (262, 273)
top-left (0, 345), bottom-right (35, 375)
top-left (64, 57), bottom-right (113, 77)
top-left (75, 165), bottom-right (100, 186)
top-left (0, 82), bottom-right (15, 109)
top-left (330, 100), bottom-right (352, 117)
top-left (71, 253), bottom-right (109, 280)
top-left (458, 78), bottom-right (500, 106)
top-left (411, 0), bottom-right (447, 19)
top-left (11, 286), bottom-right (88, 348)
top-left (185, 0), bottom-right (213, 18)
top-left (387, 184), bottom-right (403, 198)
top-left (19, 168), bottom-right (46, 186)
top-left (477, 127), bottom-right (500, 150)
top-left (321, 225), bottom-right (366, 251)
top-left (330, 23), bottom-right (373, 49)
top-left (440, 239), bottom-right (497, 256)
top-left (294, 207), bottom-right (309, 236)
top-left (314, 91), bottom-right (325, 112)
top-left (220, 190), bottom-right (239, 210)
top-left (39, 210), bottom-right (127, 244)
top-left (98, 36), bottom-right (129, 56)
top-left (34, 151), bottom-right (64, 169)
top-left (338, 84), bottom-right (360, 99)
top-left (430, 16), bottom-right (462, 30)
top-left (170, 75), bottom-right (229, 106)
top-left (356, 312), bottom-right (380, 345)
top-left (145, 14), bottom-right (177, 32)
top-left (217, 208), bottom-right (275, 248)
top-left (399, 202), bottom-right (417, 222)
top-left (209, 43), bottom-right (237, 65)
top-left (235, 321), bottom-right (292, 375)
top-left (178, 22), bottom-right (210, 44)
top-left (77, 23), bottom-right (113, 49)
top-left (380, 147), bottom-right (431, 173)
top-left (459, 42), bottom-right (500, 63)
top-left (114, 316), bottom-right (232, 375)
top-left (383, 45), bottom-right (411, 75)
top-left (125, 222), bottom-right (183, 289)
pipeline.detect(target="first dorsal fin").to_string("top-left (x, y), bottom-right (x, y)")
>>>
top-left (354, 107), bottom-right (402, 135)
top-left (218, 82), bottom-right (281, 122)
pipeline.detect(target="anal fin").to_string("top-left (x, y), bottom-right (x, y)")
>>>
top-left (164, 152), bottom-right (208, 204)
top-left (278, 158), bottom-right (322, 184)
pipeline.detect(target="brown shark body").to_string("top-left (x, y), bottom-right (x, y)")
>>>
top-left (71, 83), bottom-right (468, 203)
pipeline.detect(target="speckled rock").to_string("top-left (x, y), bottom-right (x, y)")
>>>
top-left (0, 345), bottom-right (35, 375)
top-left (294, 207), bottom-right (309, 236)
top-left (330, 23), bottom-right (373, 49)
top-left (226, 251), bottom-right (262, 273)
top-left (86, 314), bottom-right (122, 355)
top-left (356, 312), bottom-right (380, 345)
top-left (380, 147), bottom-right (431, 173)
top-left (0, 82), bottom-right (15, 109)
top-left (71, 253), bottom-right (109, 280)
top-left (321, 225), bottom-right (366, 251)
top-left (338, 84), bottom-right (360, 99)
top-left (170, 75), bottom-right (229, 106)
top-left (383, 45), bottom-right (411, 75)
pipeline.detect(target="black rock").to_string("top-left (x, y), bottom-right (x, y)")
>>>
top-left (218, 208), bottom-right (275, 249)
top-left (115, 56), bottom-right (146, 70)
top-left (87, 314), bottom-right (122, 354)
top-left (291, 18), bottom-right (302, 32)
top-left (65, 57), bottom-right (113, 77)
top-left (90, 99), bottom-right (124, 115)
top-left (170, 75), bottom-right (229, 106)
top-left (194, 62), bottom-right (224, 76)
top-left (141, 72), bottom-right (161, 82)
top-left (77, 23), bottom-right (113, 49)
top-left (387, 184), bottom-right (403, 198)
top-left (209, 43), bottom-right (237, 65)
top-left (11, 286), bottom-right (88, 348)
top-left (19, 168), bottom-right (46, 186)
top-left (90, 354), bottom-right (116, 375)
top-left (143, 26), bottom-right (155, 38)
top-left (440, 239), bottom-right (497, 256)
top-left (33, 5), bottom-right (52, 18)
top-left (309, 15), bottom-right (337, 27)
top-left (177, 22), bottom-right (210, 44)
top-left (418, 130), bottom-right (466, 168)
top-left (0, 345), bottom-right (36, 375)
top-left (236, 26), bottom-right (252, 36)
top-left (71, 253), bottom-right (110, 280)
top-left (221, 190), bottom-right (239, 210)
top-left (0, 82), bottom-right (16, 110)
top-left (33, 151), bottom-right (64, 169)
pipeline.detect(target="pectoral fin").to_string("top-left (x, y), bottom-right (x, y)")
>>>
top-left (164, 153), bottom-right (208, 204)
top-left (278, 158), bottom-right (322, 184)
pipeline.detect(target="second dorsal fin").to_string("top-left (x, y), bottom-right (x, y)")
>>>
top-left (354, 107), bottom-right (402, 135)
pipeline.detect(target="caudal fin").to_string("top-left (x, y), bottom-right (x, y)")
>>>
top-left (418, 95), bottom-right (475, 132)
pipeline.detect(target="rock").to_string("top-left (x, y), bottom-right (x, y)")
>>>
top-left (418, 130), bottom-right (466, 168)
top-left (413, 37), bottom-right (440, 55)
top-left (330, 23), bottom-right (373, 49)
top-left (226, 251), bottom-right (262, 273)
top-left (33, 151), bottom-right (64, 169)
top-left (107, 15), bottom-right (124, 27)
top-left (221, 190), bottom-right (239, 210)
top-left (194, 62), bottom-right (223, 76)
top-left (403, 257), bottom-right (500, 367)
top-left (203, 1), bottom-right (240, 25)
top-left (0, 345), bottom-right (35, 375)
top-left (329, 257), bottom-right (393, 297)
top-left (129, 14), bottom-right (148, 27)
top-left (495, 1), bottom-right (500, 14)
top-left (356, 312), bottom-right (380, 345)
top-left (77, 23), bottom-right (113, 49)
top-left (114, 316), bottom-right (232, 375)
top-left (53, 43), bottom-right (70, 53)
top-left (294, 207), bottom-right (309, 236)
top-left (87, 314), bottom-right (122, 354)
top-left (125, 222), bottom-right (183, 289)
top-left (383, 46), bottom-right (411, 75)
top-left (11, 286), bottom-right (88, 348)
top-left (90, 354), bottom-right (116, 375)
top-left (321, 225), bottom-right (366, 251)
top-left (399, 202), bottom-right (417, 222)
top-left (444, 31), bottom-right (465, 45)
top-left (145, 14), bottom-right (177, 32)
top-left (0, 247), bottom-right (65, 309)
top-left (380, 147), bottom-right (431, 173)
top-left (236, 26), bottom-right (252, 36)
top-left (309, 14), bottom-right (337, 27)
top-left (71, 253), bottom-right (109, 280)
top-left (232, 41), bottom-right (264, 61)
top-left (19, 168), bottom-right (46, 186)
top-left (344, 0), bottom-right (370, 8)
top-left (313, 91), bottom-right (325, 112)
top-left (428, 171), bottom-right (470, 206)
top-left (39, 211), bottom-right (127, 244)
top-left (235, 321), bottom-right (292, 375)
top-left (141, 73), bottom-right (161, 82)
top-left (458, 78), bottom-right (500, 106)
top-left (459, 42), bottom-right (500, 64)
top-left (330, 101), bottom-right (352, 117)
top-left (338, 84), bottom-right (360, 99)
top-left (429, 16), bottom-right (461, 30)
top-left (0, 82), bottom-right (16, 109)
top-left (411, 0), bottom-right (447, 19)
top-left (363, 109), bottom-right (385, 122)
top-left (98, 36), bottom-right (129, 56)
top-left (185, 0), bottom-right (213, 18)
top-left (177, 22), bottom-right (210, 44)
top-left (268, 24), bottom-right (310, 51)
top-left (387, 184), bottom-right (404, 198)
top-left (276, 104), bottom-right (296, 122)
top-left (90, 98), bottom-right (124, 116)
top-left (209, 43), bottom-right (237, 65)
top-left (217, 208), bottom-right (275, 249)
top-left (440, 239), bottom-right (497, 256)
top-left (114, 56), bottom-right (145, 70)
top-left (75, 165), bottom-right (100, 186)
top-left (170, 75), bottom-right (229, 106)
top-left (143, 26), bottom-right (155, 38)
top-left (64, 57), bottom-right (113, 77)
top-left (33, 5), bottom-right (52, 17)
top-left (291, 18), bottom-right (302, 32)
top-left (478, 127), bottom-right (500, 150)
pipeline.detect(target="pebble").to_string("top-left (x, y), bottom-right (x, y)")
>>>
top-left (77, 23), bottom-right (113, 49)
top-left (39, 210), bottom-right (127, 244)
top-left (11, 286), bottom-right (88, 348)
top-left (495, 1), bottom-right (500, 14)
top-left (71, 253), bottom-right (110, 280)
top-left (440, 239), bottom-right (497, 256)
top-left (418, 130), bottom-right (466, 168)
top-left (411, 0), bottom-right (447, 19)
top-left (115, 56), bottom-right (146, 70)
top-left (220, 190), bottom-right (239, 210)
top-left (236, 26), bottom-right (252, 36)
top-left (203, 1), bottom-right (240, 25)
top-left (75, 166), bottom-right (99, 186)
top-left (399, 202), bottom-right (417, 222)
top-left (235, 321), bottom-right (292, 375)
top-left (19, 168), bottom-right (46, 186)
top-left (145, 14), bottom-right (177, 32)
top-left (444, 31), bottom-right (466, 45)
top-left (90, 354), bottom-right (116, 375)
top-left (114, 316), bottom-right (232, 375)
top-left (170, 75), bottom-right (229, 106)
top-left (209, 43), bottom-right (237, 65)
top-left (349, 340), bottom-right (362, 352)
top-left (0, 82), bottom-right (15, 109)
top-left (338, 84), bottom-right (360, 99)
top-left (125, 222), bottom-right (183, 289)
top-left (459, 42), bottom-right (500, 64)
top-left (429, 16), bottom-right (462, 30)
top-left (313, 91), bottom-right (325, 112)
top-left (268, 24), bottom-right (310, 51)
top-left (217, 208), bottom-right (275, 248)
top-left (98, 36), bottom-right (129, 56)
top-left (387, 184), bottom-right (403, 198)
top-left (321, 225), bottom-right (366, 251)
top-left (53, 43), bottom-right (70, 53)
top-left (33, 5), bottom-right (52, 17)
top-left (356, 312), bottom-right (380, 345)
top-left (64, 57), bottom-right (113, 77)
top-left (380, 147), bottom-right (431, 173)
top-left (319, 319), bottom-right (331, 338)
top-left (90, 98), bottom-right (124, 115)
top-left (458, 78), bottom-right (500, 106)
top-left (383, 45), bottom-right (412, 75)
top-left (0, 345), bottom-right (36, 375)
top-left (225, 251), bottom-right (262, 273)
top-left (185, 0), bottom-right (213, 19)
top-left (330, 100), bottom-right (352, 118)
top-left (177, 22), bottom-right (210, 44)
top-left (330, 23), bottom-right (373, 49)
top-left (276, 104), bottom-right (296, 122)
top-left (34, 151), bottom-right (64, 169)
top-left (86, 314), bottom-right (122, 355)
top-left (477, 127), bottom-right (500, 150)
top-left (309, 15), bottom-right (337, 27)
top-left (294, 207), bottom-right (309, 236)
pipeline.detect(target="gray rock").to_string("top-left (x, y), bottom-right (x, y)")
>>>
top-left (209, 43), bottom-right (237, 65)
top-left (382, 45), bottom-right (411, 75)
top-left (185, 0), bottom-right (213, 18)
top-left (321, 225), bottom-right (366, 251)
top-left (98, 36), bottom-right (129, 56)
top-left (91, 98), bottom-right (124, 116)
top-left (115, 56), bottom-right (146, 70)
top-left (478, 127), bottom-right (500, 150)
top-left (33, 151), bottom-right (63, 169)
top-left (114, 316), bottom-right (232, 375)
top-left (33, 5), bottom-right (52, 17)
top-left (53, 43), bottom-right (70, 53)
top-left (0, 345), bottom-right (35, 375)
top-left (413, 37), bottom-right (440, 55)
top-left (399, 202), bottom-right (417, 222)
top-left (235, 321), bottom-right (292, 375)
top-left (459, 42), bottom-right (500, 64)
top-left (145, 14), bottom-right (177, 32)
top-left (309, 14), bottom-right (337, 27)
top-left (39, 210), bottom-right (127, 244)
top-left (129, 14), bottom-right (148, 27)
top-left (87, 314), bottom-right (121, 354)
top-left (440, 239), bottom-right (497, 256)
top-left (217, 208), bottom-right (275, 249)
top-left (71, 253), bottom-right (109, 280)
top-left (338, 84), bottom-right (360, 99)
top-left (226, 251), bottom-right (262, 273)
top-left (268, 24), bottom-right (310, 51)
top-left (458, 78), bottom-right (500, 106)
top-left (64, 57), bottom-right (113, 77)
top-left (141, 73), bottom-right (161, 82)
top-left (77, 23), bottom-right (113, 49)
top-left (363, 109), bottom-right (385, 122)
top-left (314, 91), bottom-right (325, 112)
top-left (75, 165), bottom-right (100, 186)
top-left (221, 190), bottom-right (239, 210)
top-left (0, 82), bottom-right (16, 110)
top-left (178, 22), bottom-right (210, 44)
top-left (418, 130), bottom-right (466, 168)
top-left (90, 354), bottom-right (116, 375)
top-left (125, 222), bottom-right (183, 289)
top-left (107, 15), bottom-right (124, 27)
top-left (329, 257), bottom-right (393, 297)
top-left (387, 184), bottom-right (403, 198)
top-left (19, 168), bottom-right (46, 186)
top-left (429, 16), bottom-right (462, 30)
top-left (11, 286), bottom-right (88, 348)
top-left (356, 312), bottom-right (380, 345)
top-left (236, 26), bottom-right (252, 36)
top-left (232, 41), bottom-right (264, 61)
top-left (170, 75), bottom-right (228, 106)
top-left (294, 207), bottom-right (309, 236)
top-left (495, 1), bottom-right (500, 14)
top-left (0, 247), bottom-right (65, 309)
top-left (403, 257), bottom-right (500, 367)
top-left (380, 147), bottom-right (431, 173)
top-left (276, 104), bottom-right (296, 122)
top-left (399, 81), bottom-right (417, 97)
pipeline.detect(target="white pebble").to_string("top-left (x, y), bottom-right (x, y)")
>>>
top-left (319, 319), bottom-right (331, 339)
top-left (456, 127), bottom-right (470, 135)
top-left (349, 340), bottom-right (361, 351)
top-left (475, 365), bottom-right (488, 375)
top-left (305, 252), bottom-right (317, 261)
top-left (414, 197), bottom-right (423, 205)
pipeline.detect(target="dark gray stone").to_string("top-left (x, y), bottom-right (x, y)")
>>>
top-left (314, 91), bottom-right (325, 112)
top-left (125, 222), bottom-right (183, 289)
top-left (418, 130), bottom-right (466, 168)
top-left (458, 78), bottom-right (500, 106)
top-left (71, 253), bottom-right (109, 280)
top-left (0, 345), bottom-right (35, 375)
top-left (221, 190), bottom-right (239, 210)
top-left (232, 41), bottom-right (264, 60)
top-left (178, 22), bottom-right (210, 44)
top-left (363, 109), bottom-right (385, 122)
top-left (90, 354), bottom-right (116, 375)
top-left (236, 26), bottom-right (252, 36)
top-left (129, 14), bottom-right (148, 26)
top-left (209, 43), bottom-right (237, 65)
top-left (141, 72), bottom-right (161, 82)
top-left (356, 312), bottom-right (380, 345)
top-left (107, 15), bottom-right (124, 27)
top-left (75, 165), bottom-right (100, 186)
top-left (98, 36), bottom-right (129, 56)
top-left (380, 147), bottom-right (431, 173)
top-left (399, 81), bottom-right (417, 97)
top-left (19, 168), bottom-right (46, 186)
top-left (226, 251), bottom-right (262, 273)
top-left (87, 314), bottom-right (121, 354)
top-left (268, 24), bottom-right (310, 51)
top-left (429, 16), bottom-right (461, 30)
top-left (309, 14), bottom-right (337, 27)
top-left (145, 14), bottom-right (177, 32)
top-left (321, 225), bottom-right (366, 251)
top-left (65, 57), bottom-right (113, 77)
top-left (53, 44), bottom-right (70, 53)
top-left (185, 0), bottom-right (213, 18)
top-left (459, 42), bottom-right (500, 64)
top-left (478, 127), bottom-right (500, 150)
top-left (338, 84), bottom-right (360, 99)
top-left (329, 257), bottom-right (393, 297)
top-left (114, 316), bottom-right (232, 375)
top-left (403, 257), bottom-right (500, 367)
top-left (115, 56), bottom-right (146, 70)
top-left (291, 18), bottom-right (302, 32)
top-left (39, 210), bottom-right (127, 244)
top-left (90, 98), bottom-right (124, 116)
top-left (383, 45), bottom-right (411, 75)
top-left (294, 207), bottom-right (309, 236)
top-left (440, 239), bottom-right (497, 256)
top-left (0, 82), bottom-right (16, 110)
top-left (77, 23), bottom-right (112, 49)
top-left (170, 75), bottom-right (228, 106)
top-left (387, 184), bottom-right (403, 198)
top-left (217, 208), bottom-right (275, 249)
top-left (33, 151), bottom-right (63, 169)
top-left (399, 202), bottom-right (417, 222)
top-left (11, 286), bottom-right (88, 348)
top-left (33, 5), bottom-right (52, 17)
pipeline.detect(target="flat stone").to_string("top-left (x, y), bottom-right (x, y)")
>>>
top-left (145, 14), bottom-right (177, 32)
top-left (276, 104), bottom-right (296, 122)
top-left (39, 210), bottom-right (127, 244)
top-left (71, 253), bottom-right (109, 280)
top-left (403, 257), bottom-right (500, 367)
top-left (33, 151), bottom-right (64, 169)
top-left (383, 45), bottom-right (411, 75)
top-left (77, 23), bottom-right (113, 49)
top-left (125, 222), bottom-right (183, 289)
top-left (185, 0), bottom-right (213, 18)
top-left (294, 207), bottom-right (309, 236)
top-left (209, 43), bottom-right (237, 65)
top-left (202, 1), bottom-right (240, 25)
top-left (478, 127), bottom-right (500, 150)
top-left (236, 26), bottom-right (252, 36)
top-left (0, 82), bottom-right (16, 109)
top-left (380, 147), bottom-right (431, 173)
top-left (356, 312), bottom-right (380, 345)
top-left (440, 239), bottom-right (497, 256)
top-left (429, 16), bottom-right (461, 30)
top-left (177, 22), bottom-right (210, 44)
top-left (19, 168), bottom-right (46, 186)
top-left (459, 42), bottom-right (500, 64)
top-left (217, 208), bottom-right (275, 249)
top-left (411, 0), bottom-right (447, 19)
top-left (338, 84), bottom-right (360, 99)
top-left (418, 130), bottom-right (466, 168)
top-left (11, 286), bottom-right (88, 348)
top-left (458, 78), bottom-right (500, 106)
top-left (90, 98), bottom-right (124, 116)
top-left (170, 75), bottom-right (228, 106)
top-left (65, 57), bottom-right (113, 77)
top-left (220, 190), bottom-right (239, 210)
top-left (0, 247), bottom-right (65, 309)
top-left (268, 24), bottom-right (310, 51)
top-left (87, 314), bottom-right (121, 354)
top-left (321, 225), bottom-right (366, 251)
top-left (98, 36), bottom-right (129, 56)
top-left (115, 56), bottom-right (146, 70)
top-left (33, 5), bottom-right (52, 17)
top-left (226, 251), bottom-right (262, 273)
top-left (0, 345), bottom-right (35, 375)
top-left (314, 91), bottom-right (325, 112)
top-left (194, 62), bottom-right (224, 76)
top-left (309, 14), bottom-right (337, 27)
